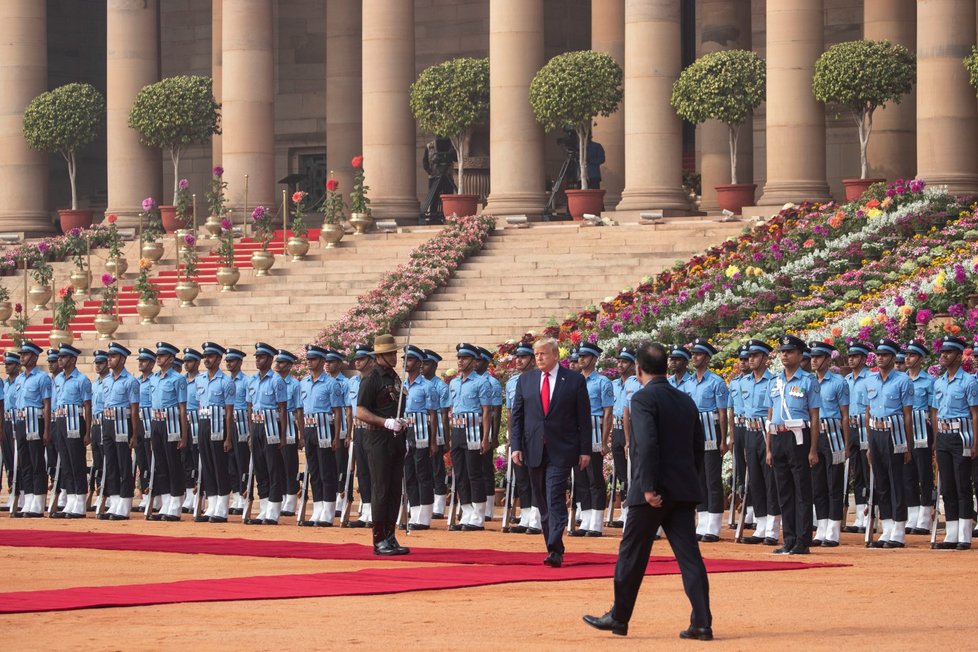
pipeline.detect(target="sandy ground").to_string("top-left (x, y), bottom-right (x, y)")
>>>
top-left (0, 514), bottom-right (973, 651)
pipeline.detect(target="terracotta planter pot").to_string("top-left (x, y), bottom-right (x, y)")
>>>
top-left (715, 184), bottom-right (757, 216)
top-left (159, 205), bottom-right (188, 233)
top-left (58, 209), bottom-right (95, 234)
top-left (842, 178), bottom-right (885, 202)
top-left (564, 189), bottom-right (606, 221)
top-left (440, 194), bottom-right (480, 219)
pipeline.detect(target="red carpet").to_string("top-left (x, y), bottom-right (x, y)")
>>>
top-left (0, 556), bottom-right (836, 614)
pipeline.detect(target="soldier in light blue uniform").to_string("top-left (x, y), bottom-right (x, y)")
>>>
top-left (808, 341), bottom-right (850, 546)
top-left (739, 339), bottom-right (780, 545)
top-left (246, 342), bottom-right (289, 525)
top-left (422, 349), bottom-right (452, 518)
top-left (1, 352), bottom-right (18, 512)
top-left (181, 347), bottom-right (203, 513)
top-left (88, 349), bottom-right (109, 514)
top-left (728, 344), bottom-right (752, 530)
top-left (402, 345), bottom-right (438, 529)
top-left (476, 346), bottom-right (503, 522)
top-left (224, 348), bottom-right (250, 514)
top-left (448, 342), bottom-right (491, 530)
top-left (931, 335), bottom-right (978, 550)
top-left (504, 342), bottom-right (540, 533)
top-left (14, 341), bottom-right (52, 517)
top-left (45, 348), bottom-right (61, 497)
top-left (50, 344), bottom-right (92, 518)
top-left (864, 338), bottom-right (914, 548)
top-left (843, 341), bottom-right (873, 533)
top-left (609, 347), bottom-right (642, 528)
top-left (275, 349), bottom-right (303, 517)
top-left (194, 343), bottom-right (235, 523)
top-left (148, 342), bottom-right (189, 522)
top-left (340, 346), bottom-right (368, 525)
top-left (98, 343), bottom-right (141, 520)
top-left (572, 343), bottom-right (615, 537)
top-left (135, 347), bottom-right (156, 512)
top-left (903, 339), bottom-right (937, 535)
top-left (688, 338), bottom-right (730, 542)
top-left (764, 334), bottom-right (821, 554)
top-left (298, 345), bottom-right (344, 527)
top-left (668, 344), bottom-right (695, 394)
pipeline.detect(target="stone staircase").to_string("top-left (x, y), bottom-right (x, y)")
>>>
top-left (401, 219), bottom-right (748, 361)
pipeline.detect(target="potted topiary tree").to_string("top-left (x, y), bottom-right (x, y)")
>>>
top-left (529, 50), bottom-right (623, 220)
top-left (812, 39), bottom-right (915, 201)
top-left (671, 50), bottom-right (765, 215)
top-left (22, 83), bottom-right (105, 233)
top-left (128, 75), bottom-right (221, 232)
top-left (409, 57), bottom-right (490, 219)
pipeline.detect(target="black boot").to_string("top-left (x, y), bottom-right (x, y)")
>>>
top-left (384, 521), bottom-right (410, 555)
top-left (373, 521), bottom-right (400, 555)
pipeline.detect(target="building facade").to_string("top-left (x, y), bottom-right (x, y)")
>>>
top-left (0, 0), bottom-right (974, 232)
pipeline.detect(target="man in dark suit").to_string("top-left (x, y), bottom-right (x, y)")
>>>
top-left (584, 342), bottom-right (713, 640)
top-left (510, 338), bottom-right (592, 568)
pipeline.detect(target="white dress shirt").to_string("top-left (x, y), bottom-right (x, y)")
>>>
top-left (539, 366), bottom-right (558, 401)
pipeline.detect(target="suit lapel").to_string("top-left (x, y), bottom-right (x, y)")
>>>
top-left (548, 366), bottom-right (566, 412)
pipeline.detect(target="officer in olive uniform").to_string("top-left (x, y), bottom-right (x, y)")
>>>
top-left (356, 334), bottom-right (410, 555)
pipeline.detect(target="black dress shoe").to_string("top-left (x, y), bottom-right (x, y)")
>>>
top-left (586, 531), bottom-right (603, 538)
top-left (228, 507), bottom-right (243, 516)
top-left (410, 523), bottom-right (429, 530)
top-left (387, 537), bottom-right (410, 555)
top-left (869, 540), bottom-right (887, 548)
top-left (65, 512), bottom-right (85, 519)
top-left (162, 515), bottom-right (181, 522)
top-left (569, 529), bottom-right (588, 537)
top-left (97, 512), bottom-right (113, 520)
top-left (821, 540), bottom-right (840, 548)
top-left (764, 537), bottom-right (779, 546)
top-left (347, 519), bottom-right (366, 528)
top-left (789, 547), bottom-right (810, 555)
top-left (695, 534), bottom-right (703, 541)
top-left (842, 525), bottom-right (859, 533)
top-left (883, 541), bottom-right (905, 548)
top-left (374, 539), bottom-right (400, 556)
top-left (857, 526), bottom-right (867, 534)
top-left (461, 524), bottom-right (484, 531)
top-left (448, 523), bottom-right (466, 531)
top-left (526, 527), bottom-right (542, 535)
top-left (281, 511), bottom-right (295, 517)
top-left (297, 519), bottom-right (316, 527)
top-left (11, 511), bottom-right (24, 518)
top-left (208, 516), bottom-right (228, 524)
top-left (700, 534), bottom-right (720, 543)
top-left (543, 553), bottom-right (563, 568)
top-left (432, 513), bottom-right (446, 520)
top-left (956, 542), bottom-right (971, 550)
top-left (193, 515), bottom-right (211, 523)
top-left (50, 511), bottom-right (67, 519)
top-left (583, 612), bottom-right (628, 636)
top-left (610, 520), bottom-right (624, 528)
top-left (262, 519), bottom-right (279, 525)
top-left (315, 521), bottom-right (333, 527)
top-left (245, 518), bottom-right (265, 525)
top-left (810, 539), bottom-right (823, 547)
top-left (181, 507), bottom-right (192, 514)
top-left (935, 541), bottom-right (958, 549)
top-left (108, 514), bottom-right (129, 521)
top-left (146, 513), bottom-right (164, 521)
top-left (22, 512), bottom-right (42, 518)
top-left (741, 536), bottom-right (764, 545)
top-left (509, 525), bottom-right (527, 534)
top-left (773, 547), bottom-right (790, 555)
top-left (679, 626), bottom-right (713, 641)
top-left (911, 527), bottom-right (930, 535)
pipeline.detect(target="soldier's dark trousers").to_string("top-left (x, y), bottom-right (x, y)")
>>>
top-left (868, 428), bottom-right (907, 522)
top-left (746, 428), bottom-right (779, 519)
top-left (811, 434), bottom-right (845, 521)
top-left (405, 444), bottom-right (434, 506)
top-left (150, 421), bottom-right (184, 498)
top-left (364, 428), bottom-right (406, 523)
top-left (199, 421), bottom-right (230, 497)
top-left (935, 432), bottom-right (974, 521)
top-left (353, 427), bottom-right (372, 504)
top-left (772, 428), bottom-right (813, 551)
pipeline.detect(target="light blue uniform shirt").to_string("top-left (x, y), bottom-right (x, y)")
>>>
top-left (138, 374), bottom-right (154, 408)
top-left (505, 373), bottom-right (520, 409)
top-left (689, 370), bottom-right (729, 413)
top-left (865, 370), bottom-right (913, 418)
top-left (18, 367), bottom-right (52, 408)
top-left (741, 370), bottom-right (775, 419)
top-left (405, 374), bottom-right (436, 413)
top-left (283, 374), bottom-right (301, 412)
top-left (151, 368), bottom-right (188, 410)
top-left (730, 375), bottom-right (745, 417)
top-left (232, 371), bottom-right (249, 410)
top-left (668, 371), bottom-right (695, 396)
top-left (5, 376), bottom-right (18, 414)
top-left (300, 373), bottom-right (343, 414)
top-left (185, 373), bottom-right (201, 411)
top-left (765, 369), bottom-right (821, 425)
top-left (248, 370), bottom-right (287, 410)
top-left (478, 371), bottom-right (503, 407)
top-left (104, 369), bottom-right (140, 409)
top-left (846, 368), bottom-right (871, 419)
top-left (908, 372), bottom-right (935, 411)
top-left (815, 371), bottom-right (850, 420)
top-left (199, 370), bottom-right (235, 408)
top-left (612, 375), bottom-right (642, 418)
top-left (584, 371), bottom-right (615, 416)
top-left (53, 369), bottom-right (92, 409)
top-left (932, 370), bottom-right (978, 419)
top-left (91, 373), bottom-right (108, 416)
top-left (449, 372), bottom-right (490, 413)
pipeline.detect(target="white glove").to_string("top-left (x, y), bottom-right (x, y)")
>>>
top-left (384, 418), bottom-right (404, 432)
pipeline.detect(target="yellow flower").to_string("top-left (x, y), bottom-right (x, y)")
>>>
top-left (859, 316), bottom-right (873, 327)
top-left (725, 264), bottom-right (741, 278)
top-left (558, 346), bottom-right (569, 360)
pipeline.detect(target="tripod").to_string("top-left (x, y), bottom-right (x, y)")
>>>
top-left (419, 172), bottom-right (457, 225)
top-left (544, 151), bottom-right (577, 220)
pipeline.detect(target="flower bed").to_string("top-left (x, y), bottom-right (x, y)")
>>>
top-left (314, 214), bottom-right (495, 351)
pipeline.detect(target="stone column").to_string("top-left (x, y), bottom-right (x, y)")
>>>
top-left (864, 0), bottom-right (916, 182)
top-left (616, 0), bottom-right (690, 213)
top-left (591, 0), bottom-right (625, 209)
top-left (916, 0), bottom-right (978, 192)
top-left (484, 0), bottom-right (547, 217)
top-left (211, 0), bottom-right (222, 170)
top-left (757, 0), bottom-right (831, 205)
top-left (106, 0), bottom-right (162, 224)
top-left (326, 0), bottom-right (362, 207)
top-left (222, 0), bottom-right (275, 216)
top-left (695, 0), bottom-right (752, 211)
top-left (361, 0), bottom-right (417, 222)
top-left (0, 0), bottom-right (49, 233)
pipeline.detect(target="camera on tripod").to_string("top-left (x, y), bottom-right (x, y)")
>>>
top-left (557, 127), bottom-right (579, 158)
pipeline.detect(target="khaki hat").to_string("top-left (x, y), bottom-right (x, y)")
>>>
top-left (373, 334), bottom-right (398, 354)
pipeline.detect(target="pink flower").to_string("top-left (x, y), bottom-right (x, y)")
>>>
top-left (142, 197), bottom-right (156, 212)
top-left (251, 206), bottom-right (267, 221)
top-left (220, 218), bottom-right (233, 231)
top-left (212, 166), bottom-right (224, 177)
top-left (101, 273), bottom-right (116, 286)
top-left (178, 178), bottom-right (190, 190)
top-left (37, 242), bottom-right (49, 254)
top-left (184, 234), bottom-right (196, 247)
top-left (106, 213), bottom-right (118, 224)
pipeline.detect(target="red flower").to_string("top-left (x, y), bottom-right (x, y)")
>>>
top-left (351, 155), bottom-right (364, 169)
top-left (326, 179), bottom-right (339, 192)
top-left (106, 213), bottom-right (118, 224)
top-left (292, 191), bottom-right (305, 204)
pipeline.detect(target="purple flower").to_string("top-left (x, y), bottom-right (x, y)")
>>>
top-left (184, 234), bottom-right (196, 247)
top-left (954, 264), bottom-right (967, 284)
top-left (611, 322), bottom-right (623, 335)
top-left (894, 296), bottom-right (905, 307)
top-left (856, 210), bottom-right (865, 218)
top-left (632, 314), bottom-right (641, 325)
top-left (587, 333), bottom-right (598, 344)
top-left (251, 206), bottom-right (266, 221)
top-left (68, 227), bottom-right (81, 238)
top-left (949, 303), bottom-right (966, 318)
top-left (895, 185), bottom-right (905, 194)
top-left (885, 188), bottom-right (896, 198)
top-left (101, 273), bottom-right (116, 286)
top-left (37, 241), bottom-right (49, 254)
top-left (916, 309), bottom-right (933, 325)
top-left (212, 166), bottom-right (224, 177)
top-left (220, 218), bottom-right (233, 231)
top-left (178, 178), bottom-right (190, 190)
top-left (908, 179), bottom-right (926, 193)
top-left (142, 197), bottom-right (156, 212)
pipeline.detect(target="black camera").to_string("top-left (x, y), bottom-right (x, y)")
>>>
top-left (557, 127), bottom-right (578, 156)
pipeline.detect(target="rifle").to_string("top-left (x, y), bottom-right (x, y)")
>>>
top-left (735, 463), bottom-right (751, 543)
top-left (605, 469), bottom-right (617, 527)
top-left (501, 451), bottom-right (514, 533)
top-left (930, 468), bottom-right (941, 549)
top-left (242, 448), bottom-right (255, 523)
top-left (9, 436), bottom-right (18, 518)
top-left (192, 451), bottom-right (204, 520)
top-left (143, 450), bottom-right (156, 519)
top-left (727, 449), bottom-right (738, 529)
top-left (446, 464), bottom-right (459, 529)
top-left (47, 451), bottom-right (62, 516)
top-left (297, 468), bottom-right (310, 525)
top-left (94, 448), bottom-right (109, 516)
top-left (340, 440), bottom-right (356, 526)
top-left (567, 467), bottom-right (577, 534)
top-left (842, 457), bottom-right (850, 516)
top-left (864, 465), bottom-right (875, 547)
top-left (395, 322), bottom-right (412, 535)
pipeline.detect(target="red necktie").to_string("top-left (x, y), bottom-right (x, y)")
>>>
top-left (541, 372), bottom-right (550, 415)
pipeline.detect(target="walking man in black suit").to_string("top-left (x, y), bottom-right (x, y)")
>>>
top-left (510, 338), bottom-right (592, 568)
top-left (584, 342), bottom-right (713, 640)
